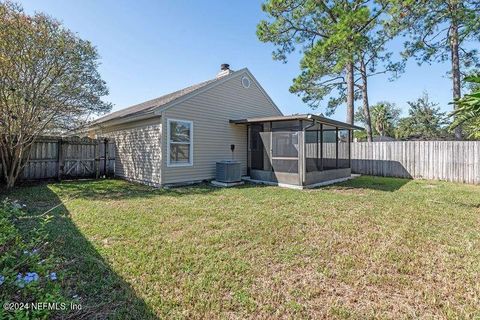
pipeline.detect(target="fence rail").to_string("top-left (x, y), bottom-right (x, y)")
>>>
top-left (351, 141), bottom-right (480, 184)
top-left (0, 136), bottom-right (115, 182)
top-left (3, 139), bottom-right (479, 185)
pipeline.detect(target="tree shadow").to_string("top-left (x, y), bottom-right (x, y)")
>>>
top-left (324, 175), bottom-right (412, 192)
top-left (5, 178), bottom-right (223, 202)
top-left (1, 183), bottom-right (159, 319)
top-left (351, 159), bottom-right (413, 179)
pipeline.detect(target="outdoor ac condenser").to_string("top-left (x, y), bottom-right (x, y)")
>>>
top-left (216, 160), bottom-right (241, 183)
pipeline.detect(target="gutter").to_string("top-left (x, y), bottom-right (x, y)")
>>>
top-left (88, 110), bottom-right (158, 132)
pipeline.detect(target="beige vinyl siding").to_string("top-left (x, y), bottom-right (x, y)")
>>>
top-left (101, 117), bottom-right (162, 186)
top-left (161, 71), bottom-right (281, 184)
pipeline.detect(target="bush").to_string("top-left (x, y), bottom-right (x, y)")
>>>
top-left (0, 199), bottom-right (70, 319)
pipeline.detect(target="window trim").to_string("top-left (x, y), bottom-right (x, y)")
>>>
top-left (166, 118), bottom-right (193, 167)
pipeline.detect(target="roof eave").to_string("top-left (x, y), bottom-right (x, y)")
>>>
top-left (230, 114), bottom-right (364, 130)
top-left (309, 114), bottom-right (364, 130)
top-left (89, 110), bottom-right (159, 131)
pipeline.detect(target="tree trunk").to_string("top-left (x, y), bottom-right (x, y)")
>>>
top-left (345, 61), bottom-right (355, 125)
top-left (360, 57), bottom-right (373, 142)
top-left (378, 127), bottom-right (385, 137)
top-left (6, 174), bottom-right (16, 189)
top-left (450, 18), bottom-right (462, 140)
top-left (4, 152), bottom-right (19, 189)
top-left (1, 142), bottom-right (29, 189)
top-left (0, 146), bottom-right (10, 187)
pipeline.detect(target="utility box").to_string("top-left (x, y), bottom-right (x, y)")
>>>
top-left (216, 160), bottom-right (241, 183)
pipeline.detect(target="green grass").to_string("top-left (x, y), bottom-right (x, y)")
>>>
top-left (2, 176), bottom-right (480, 319)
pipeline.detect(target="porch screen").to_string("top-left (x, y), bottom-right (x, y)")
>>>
top-left (271, 131), bottom-right (298, 173)
top-left (305, 131), bottom-right (320, 172)
top-left (322, 129), bottom-right (337, 170)
top-left (338, 129), bottom-right (350, 168)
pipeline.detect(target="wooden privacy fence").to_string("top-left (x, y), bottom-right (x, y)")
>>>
top-left (0, 136), bottom-right (115, 181)
top-left (351, 141), bottom-right (480, 184)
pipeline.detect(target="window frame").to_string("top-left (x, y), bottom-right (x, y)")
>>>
top-left (166, 118), bottom-right (193, 167)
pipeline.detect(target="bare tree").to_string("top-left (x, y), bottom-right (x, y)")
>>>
top-left (0, 2), bottom-right (111, 188)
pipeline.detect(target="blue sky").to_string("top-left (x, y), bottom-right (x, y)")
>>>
top-left (20, 0), bottom-right (456, 123)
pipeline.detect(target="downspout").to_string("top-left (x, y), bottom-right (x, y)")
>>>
top-left (159, 111), bottom-right (165, 187)
top-left (246, 124), bottom-right (250, 176)
top-left (335, 127), bottom-right (339, 169)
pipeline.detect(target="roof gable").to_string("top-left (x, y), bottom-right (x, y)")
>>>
top-left (155, 68), bottom-right (282, 116)
top-left (91, 68), bottom-right (282, 126)
top-left (92, 78), bottom-right (217, 125)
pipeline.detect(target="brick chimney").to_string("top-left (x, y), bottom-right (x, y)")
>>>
top-left (216, 63), bottom-right (233, 78)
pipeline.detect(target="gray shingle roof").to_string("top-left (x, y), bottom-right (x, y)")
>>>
top-left (93, 78), bottom-right (219, 124)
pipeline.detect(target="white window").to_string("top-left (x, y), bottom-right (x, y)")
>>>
top-left (167, 119), bottom-right (193, 167)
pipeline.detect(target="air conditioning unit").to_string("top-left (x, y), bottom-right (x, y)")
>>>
top-left (216, 160), bottom-right (241, 183)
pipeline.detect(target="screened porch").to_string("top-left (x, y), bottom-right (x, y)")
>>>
top-left (230, 114), bottom-right (363, 188)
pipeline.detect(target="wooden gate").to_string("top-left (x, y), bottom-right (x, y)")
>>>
top-left (0, 136), bottom-right (115, 182)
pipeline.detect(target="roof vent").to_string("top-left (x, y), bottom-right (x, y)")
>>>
top-left (216, 63), bottom-right (233, 78)
top-left (241, 76), bottom-right (251, 88)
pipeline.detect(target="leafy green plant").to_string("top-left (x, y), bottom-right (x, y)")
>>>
top-left (0, 199), bottom-right (69, 319)
top-left (355, 101), bottom-right (401, 138)
top-left (451, 75), bottom-right (480, 138)
top-left (395, 93), bottom-right (450, 140)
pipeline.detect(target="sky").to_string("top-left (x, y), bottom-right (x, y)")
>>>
top-left (19, 0), bottom-right (457, 124)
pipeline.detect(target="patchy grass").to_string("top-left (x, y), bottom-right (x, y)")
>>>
top-left (2, 176), bottom-right (480, 319)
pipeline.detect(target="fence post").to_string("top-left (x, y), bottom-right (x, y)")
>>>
top-left (104, 138), bottom-right (109, 178)
top-left (57, 138), bottom-right (64, 181)
top-left (335, 127), bottom-right (339, 169)
top-left (95, 140), bottom-right (100, 179)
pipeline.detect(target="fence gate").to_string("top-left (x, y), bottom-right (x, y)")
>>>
top-left (0, 136), bottom-right (115, 182)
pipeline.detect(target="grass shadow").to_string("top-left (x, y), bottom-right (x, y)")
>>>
top-left (323, 175), bottom-right (412, 192)
top-left (351, 159), bottom-right (413, 180)
top-left (7, 178), bottom-right (224, 202)
top-left (1, 182), bottom-right (158, 319)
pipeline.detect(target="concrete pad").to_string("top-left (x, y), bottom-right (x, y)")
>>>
top-left (210, 180), bottom-right (245, 188)
top-left (241, 177), bottom-right (303, 189)
top-left (242, 174), bottom-right (361, 190)
top-left (304, 174), bottom-right (361, 189)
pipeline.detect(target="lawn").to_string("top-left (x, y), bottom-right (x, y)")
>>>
top-left (2, 176), bottom-right (480, 319)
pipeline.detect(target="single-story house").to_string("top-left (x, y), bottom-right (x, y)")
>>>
top-left (87, 64), bottom-right (361, 188)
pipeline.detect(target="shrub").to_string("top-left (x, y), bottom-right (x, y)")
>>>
top-left (0, 199), bottom-right (69, 319)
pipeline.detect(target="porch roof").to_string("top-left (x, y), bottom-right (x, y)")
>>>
top-left (230, 114), bottom-right (363, 130)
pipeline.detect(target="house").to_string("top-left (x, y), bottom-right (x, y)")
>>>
top-left (88, 65), bottom-right (361, 188)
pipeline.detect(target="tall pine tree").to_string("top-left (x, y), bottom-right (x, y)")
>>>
top-left (257, 0), bottom-right (383, 125)
top-left (389, 0), bottom-right (480, 139)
